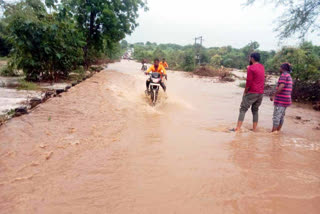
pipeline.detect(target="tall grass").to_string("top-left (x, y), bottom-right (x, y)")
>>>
top-left (17, 80), bottom-right (40, 90)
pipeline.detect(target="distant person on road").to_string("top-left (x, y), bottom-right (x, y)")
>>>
top-left (141, 58), bottom-right (147, 71)
top-left (160, 58), bottom-right (169, 69)
top-left (146, 58), bottom-right (167, 92)
top-left (233, 52), bottom-right (265, 132)
top-left (270, 63), bottom-right (293, 132)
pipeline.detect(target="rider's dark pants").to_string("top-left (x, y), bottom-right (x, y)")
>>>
top-left (146, 79), bottom-right (166, 92)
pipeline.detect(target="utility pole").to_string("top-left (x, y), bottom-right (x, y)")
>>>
top-left (194, 36), bottom-right (203, 67)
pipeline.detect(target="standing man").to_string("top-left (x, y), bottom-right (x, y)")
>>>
top-left (270, 63), bottom-right (293, 132)
top-left (234, 52), bottom-right (265, 132)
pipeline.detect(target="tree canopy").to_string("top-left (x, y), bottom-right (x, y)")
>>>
top-left (61, 0), bottom-right (147, 65)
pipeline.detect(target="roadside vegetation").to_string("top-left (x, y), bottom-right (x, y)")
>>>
top-left (0, 65), bottom-right (19, 76)
top-left (0, 0), bottom-right (146, 81)
top-left (17, 79), bottom-right (39, 91)
top-left (0, 56), bottom-right (7, 68)
top-left (239, 82), bottom-right (246, 88)
top-left (131, 41), bottom-right (272, 71)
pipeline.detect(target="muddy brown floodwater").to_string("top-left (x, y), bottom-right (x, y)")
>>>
top-left (1, 60), bottom-right (320, 214)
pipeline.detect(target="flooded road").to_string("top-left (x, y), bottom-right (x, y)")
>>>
top-left (1, 60), bottom-right (320, 213)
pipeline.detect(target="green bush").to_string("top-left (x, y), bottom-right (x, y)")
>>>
top-left (5, 2), bottom-right (85, 81)
top-left (210, 54), bottom-right (222, 67)
top-left (0, 65), bottom-right (18, 77)
top-left (181, 51), bottom-right (195, 71)
top-left (238, 82), bottom-right (246, 88)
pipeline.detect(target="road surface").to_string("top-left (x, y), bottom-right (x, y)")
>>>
top-left (1, 60), bottom-right (320, 214)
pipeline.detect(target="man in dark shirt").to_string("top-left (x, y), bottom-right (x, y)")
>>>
top-left (234, 52), bottom-right (265, 132)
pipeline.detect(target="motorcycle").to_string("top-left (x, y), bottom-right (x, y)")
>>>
top-left (146, 72), bottom-right (162, 105)
top-left (141, 64), bottom-right (147, 71)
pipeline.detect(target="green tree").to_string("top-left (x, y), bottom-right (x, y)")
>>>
top-left (62, 0), bottom-right (147, 66)
top-left (259, 50), bottom-right (276, 66)
top-left (105, 41), bottom-right (124, 60)
top-left (242, 41), bottom-right (259, 59)
top-left (181, 50), bottom-right (195, 71)
top-left (222, 51), bottom-right (246, 69)
top-left (267, 44), bottom-right (320, 83)
top-left (3, 0), bottom-right (84, 80)
top-left (152, 47), bottom-right (166, 60)
top-left (0, 19), bottom-right (11, 56)
top-left (210, 54), bottom-right (222, 67)
top-left (120, 40), bottom-right (128, 50)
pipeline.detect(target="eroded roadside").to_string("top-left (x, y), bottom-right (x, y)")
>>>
top-left (0, 67), bottom-right (102, 126)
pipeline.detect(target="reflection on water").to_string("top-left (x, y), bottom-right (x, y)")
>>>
top-left (0, 60), bottom-right (319, 213)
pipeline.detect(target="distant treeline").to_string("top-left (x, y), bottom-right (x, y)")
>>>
top-left (125, 41), bottom-right (320, 104)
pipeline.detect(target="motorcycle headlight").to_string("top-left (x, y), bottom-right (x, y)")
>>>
top-left (152, 78), bottom-right (160, 83)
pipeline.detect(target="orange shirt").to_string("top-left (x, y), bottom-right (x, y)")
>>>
top-left (146, 64), bottom-right (167, 75)
top-left (160, 61), bottom-right (169, 68)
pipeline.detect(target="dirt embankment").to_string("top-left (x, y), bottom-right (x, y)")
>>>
top-left (193, 66), bottom-right (235, 82)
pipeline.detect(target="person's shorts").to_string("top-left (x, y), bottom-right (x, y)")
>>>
top-left (273, 105), bottom-right (287, 127)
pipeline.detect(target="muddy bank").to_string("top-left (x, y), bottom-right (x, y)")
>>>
top-left (193, 66), bottom-right (235, 82)
top-left (0, 60), bottom-right (319, 214)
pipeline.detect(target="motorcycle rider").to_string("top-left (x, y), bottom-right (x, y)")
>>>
top-left (160, 58), bottom-right (169, 69)
top-left (146, 58), bottom-right (167, 93)
top-left (141, 58), bottom-right (147, 70)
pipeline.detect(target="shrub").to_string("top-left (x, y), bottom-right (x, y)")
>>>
top-left (239, 82), bottom-right (246, 88)
top-left (292, 81), bottom-right (320, 103)
top-left (0, 65), bottom-right (18, 77)
top-left (210, 54), bottom-right (222, 67)
top-left (181, 51), bottom-right (195, 71)
top-left (17, 80), bottom-right (40, 90)
top-left (3, 0), bottom-right (85, 81)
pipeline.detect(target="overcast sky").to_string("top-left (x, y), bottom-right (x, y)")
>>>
top-left (126, 0), bottom-right (319, 51)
